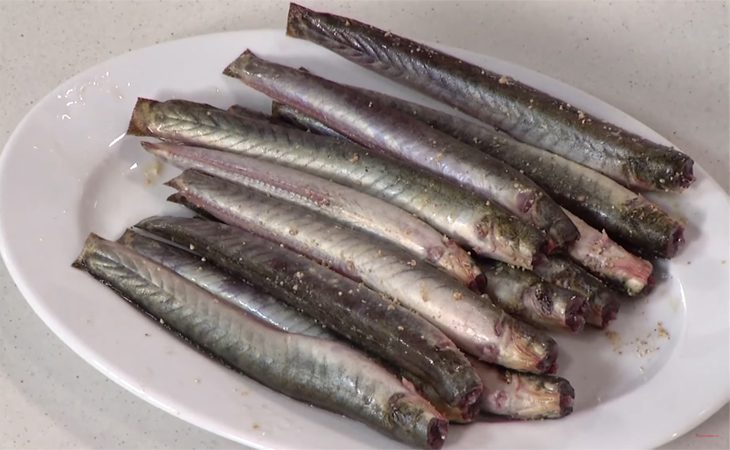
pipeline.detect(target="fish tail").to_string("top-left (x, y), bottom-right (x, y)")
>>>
top-left (126, 98), bottom-right (158, 136)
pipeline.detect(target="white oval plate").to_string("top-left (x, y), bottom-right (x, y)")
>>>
top-left (0, 30), bottom-right (727, 449)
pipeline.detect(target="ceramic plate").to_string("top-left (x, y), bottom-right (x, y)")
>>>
top-left (0, 30), bottom-right (727, 449)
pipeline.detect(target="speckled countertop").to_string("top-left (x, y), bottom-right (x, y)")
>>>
top-left (0, 1), bottom-right (727, 448)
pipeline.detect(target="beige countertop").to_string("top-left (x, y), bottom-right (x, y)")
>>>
top-left (0, 1), bottom-right (727, 448)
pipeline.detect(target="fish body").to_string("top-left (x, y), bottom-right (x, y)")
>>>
top-left (127, 98), bottom-right (544, 269)
top-left (133, 216), bottom-right (483, 418)
top-left (143, 141), bottom-right (483, 289)
top-left (285, 3), bottom-right (694, 192)
top-left (117, 230), bottom-right (331, 337)
top-left (73, 234), bottom-right (447, 448)
top-left (479, 260), bottom-right (587, 332)
top-left (335, 88), bottom-right (684, 258)
top-left (157, 171), bottom-right (558, 374)
top-left (533, 255), bottom-right (621, 329)
top-left (223, 51), bottom-right (578, 249)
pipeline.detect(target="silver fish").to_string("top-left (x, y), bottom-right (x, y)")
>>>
top-left (117, 229), bottom-right (331, 337)
top-left (73, 233), bottom-right (448, 448)
top-left (285, 3), bottom-right (694, 192)
top-left (223, 51), bottom-right (579, 249)
top-left (127, 98), bottom-right (544, 270)
top-left (310, 85), bottom-right (684, 259)
top-left (132, 217), bottom-right (484, 420)
top-left (271, 100), bottom-right (659, 285)
top-left (142, 141), bottom-right (484, 290)
top-left (161, 169), bottom-right (558, 374)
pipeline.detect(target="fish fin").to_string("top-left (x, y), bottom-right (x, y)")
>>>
top-left (163, 172), bottom-right (186, 190)
top-left (286, 3), bottom-right (309, 38)
top-left (222, 50), bottom-right (256, 78)
top-left (72, 233), bottom-right (103, 269)
top-left (166, 192), bottom-right (186, 204)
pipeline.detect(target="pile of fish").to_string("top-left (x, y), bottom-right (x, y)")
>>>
top-left (73, 4), bottom-right (693, 448)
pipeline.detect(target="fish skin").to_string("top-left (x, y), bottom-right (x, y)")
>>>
top-left (158, 170), bottom-right (558, 374)
top-left (533, 255), bottom-right (621, 329)
top-left (142, 141), bottom-right (483, 290)
top-left (328, 87), bottom-right (684, 259)
top-left (131, 217), bottom-right (483, 419)
top-left (73, 233), bottom-right (447, 449)
top-left (468, 356), bottom-right (574, 420)
top-left (285, 3), bottom-right (694, 193)
top-left (117, 230), bottom-right (331, 338)
top-left (127, 98), bottom-right (544, 270)
top-left (121, 229), bottom-right (478, 423)
top-left (222, 51), bottom-right (578, 249)
top-left (478, 260), bottom-right (587, 333)
top-left (272, 99), bottom-right (656, 290)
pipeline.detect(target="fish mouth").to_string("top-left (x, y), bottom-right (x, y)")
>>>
top-left (665, 224), bottom-right (685, 258)
top-left (538, 341), bottom-right (559, 374)
top-left (427, 417), bottom-right (448, 449)
top-left (643, 274), bottom-right (656, 293)
top-left (390, 392), bottom-right (449, 449)
top-left (458, 385), bottom-right (484, 421)
top-left (505, 326), bottom-right (559, 374)
top-left (677, 158), bottom-right (695, 190)
top-left (564, 294), bottom-right (587, 333)
top-left (558, 379), bottom-right (576, 417)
